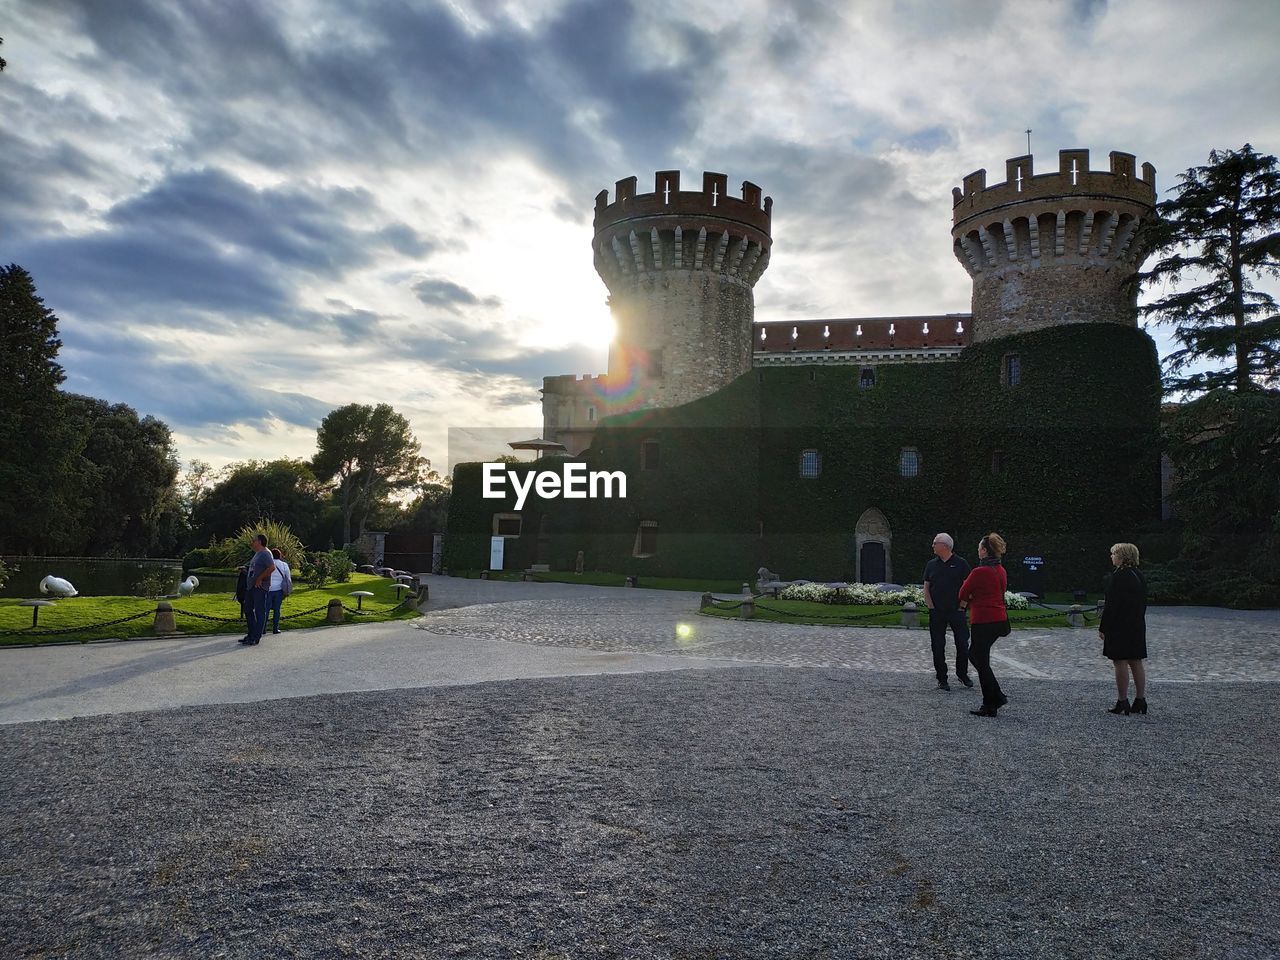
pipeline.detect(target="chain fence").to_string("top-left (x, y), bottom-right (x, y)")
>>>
top-left (2, 591), bottom-right (419, 641)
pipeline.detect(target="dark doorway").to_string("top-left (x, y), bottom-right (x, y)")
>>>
top-left (859, 541), bottom-right (885, 583)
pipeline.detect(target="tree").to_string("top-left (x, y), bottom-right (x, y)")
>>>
top-left (312, 404), bottom-right (425, 546)
top-left (1138, 144), bottom-right (1280, 394)
top-left (1137, 146), bottom-right (1280, 605)
top-left (0, 265), bottom-right (81, 553)
top-left (63, 395), bottom-right (181, 556)
top-left (394, 469), bottom-right (452, 534)
top-left (190, 459), bottom-right (325, 547)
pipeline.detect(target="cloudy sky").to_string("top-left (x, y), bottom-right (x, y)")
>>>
top-left (3, 0), bottom-right (1278, 472)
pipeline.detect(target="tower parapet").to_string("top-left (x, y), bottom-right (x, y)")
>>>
top-left (593, 171), bottom-right (773, 409)
top-left (951, 149), bottom-right (1156, 342)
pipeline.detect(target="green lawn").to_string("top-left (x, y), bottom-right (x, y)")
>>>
top-left (451, 570), bottom-right (746, 593)
top-left (700, 597), bottom-right (1089, 629)
top-left (0, 573), bottom-right (417, 646)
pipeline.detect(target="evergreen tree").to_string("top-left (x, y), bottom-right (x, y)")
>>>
top-left (1138, 144), bottom-right (1280, 394)
top-left (0, 265), bottom-right (81, 553)
top-left (1137, 147), bottom-right (1280, 605)
top-left (312, 404), bottom-right (424, 547)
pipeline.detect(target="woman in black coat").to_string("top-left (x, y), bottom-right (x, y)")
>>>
top-left (234, 565), bottom-right (250, 622)
top-left (1099, 542), bottom-right (1147, 715)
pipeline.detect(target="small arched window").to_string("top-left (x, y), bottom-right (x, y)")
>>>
top-left (587, 406), bottom-right (597, 422)
top-left (799, 449), bottom-right (822, 479)
top-left (859, 366), bottom-right (876, 389)
top-left (899, 446), bottom-right (920, 478)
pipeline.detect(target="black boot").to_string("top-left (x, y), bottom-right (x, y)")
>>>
top-left (1108, 698), bottom-right (1130, 715)
top-left (1130, 698), bottom-right (1148, 715)
top-left (970, 705), bottom-right (998, 717)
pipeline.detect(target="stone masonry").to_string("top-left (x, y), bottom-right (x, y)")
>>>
top-left (951, 149), bottom-right (1156, 343)
top-left (592, 171), bottom-right (772, 410)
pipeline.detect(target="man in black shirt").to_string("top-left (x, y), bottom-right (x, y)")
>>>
top-left (923, 533), bottom-right (972, 690)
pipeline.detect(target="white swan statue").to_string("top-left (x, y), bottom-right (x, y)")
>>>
top-left (178, 575), bottom-right (199, 597)
top-left (39, 575), bottom-right (78, 598)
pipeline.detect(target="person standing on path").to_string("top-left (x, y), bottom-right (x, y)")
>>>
top-left (1100, 542), bottom-right (1148, 715)
top-left (957, 533), bottom-right (1010, 717)
top-left (266, 547), bottom-right (293, 636)
top-left (241, 534), bottom-right (274, 646)
top-left (923, 533), bottom-right (972, 691)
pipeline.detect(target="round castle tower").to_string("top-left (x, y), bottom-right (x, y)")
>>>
top-left (593, 170), bottom-right (772, 409)
top-left (951, 149), bottom-right (1156, 342)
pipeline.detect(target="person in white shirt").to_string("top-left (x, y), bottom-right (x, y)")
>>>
top-left (266, 548), bottom-right (293, 636)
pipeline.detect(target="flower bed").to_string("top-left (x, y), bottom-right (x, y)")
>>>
top-left (777, 582), bottom-right (1029, 609)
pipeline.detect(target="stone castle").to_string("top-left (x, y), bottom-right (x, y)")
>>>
top-left (448, 145), bottom-right (1164, 590)
top-left (542, 149), bottom-right (1157, 455)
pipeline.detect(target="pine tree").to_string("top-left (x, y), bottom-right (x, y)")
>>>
top-left (1136, 147), bottom-right (1280, 605)
top-left (0, 265), bottom-right (80, 554)
top-left (1138, 144), bottom-right (1280, 394)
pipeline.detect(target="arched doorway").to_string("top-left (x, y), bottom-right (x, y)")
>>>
top-left (855, 508), bottom-right (892, 584)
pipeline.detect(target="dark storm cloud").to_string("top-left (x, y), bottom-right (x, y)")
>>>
top-left (411, 278), bottom-right (502, 312)
top-left (61, 325), bottom-right (331, 430)
top-left (13, 167), bottom-right (436, 324)
top-left (36, 0), bottom-right (705, 188)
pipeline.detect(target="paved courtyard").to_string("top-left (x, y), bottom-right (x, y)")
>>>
top-left (1, 577), bottom-right (1277, 958)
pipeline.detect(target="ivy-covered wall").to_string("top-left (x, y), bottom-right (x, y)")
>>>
top-left (446, 324), bottom-right (1162, 592)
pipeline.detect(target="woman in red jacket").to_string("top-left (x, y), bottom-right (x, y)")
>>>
top-left (957, 532), bottom-right (1010, 718)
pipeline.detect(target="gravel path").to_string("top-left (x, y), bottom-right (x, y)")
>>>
top-left (3, 668), bottom-right (1277, 959)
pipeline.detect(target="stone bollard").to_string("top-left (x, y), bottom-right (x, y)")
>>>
top-left (741, 582), bottom-right (752, 595)
top-left (740, 598), bottom-right (755, 620)
top-left (901, 601), bottom-right (918, 629)
top-left (575, 550), bottom-right (585, 575)
top-left (326, 598), bottom-right (344, 623)
top-left (416, 583), bottom-right (430, 606)
top-left (700, 592), bottom-right (713, 610)
top-left (1067, 604), bottom-right (1083, 628)
top-left (153, 601), bottom-right (177, 635)
top-left (479, 570), bottom-right (489, 580)
top-left (624, 575), bottom-right (638, 588)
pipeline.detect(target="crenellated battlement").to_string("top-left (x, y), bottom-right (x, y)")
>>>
top-left (952, 149), bottom-right (1155, 231)
top-left (594, 170), bottom-right (772, 238)
top-left (950, 148), bottom-right (1158, 343)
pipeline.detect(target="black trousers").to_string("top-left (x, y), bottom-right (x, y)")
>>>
top-left (928, 608), bottom-right (970, 681)
top-left (968, 621), bottom-right (1007, 707)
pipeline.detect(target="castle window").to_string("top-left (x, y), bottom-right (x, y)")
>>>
top-left (859, 367), bottom-right (877, 389)
top-left (809, 369), bottom-right (817, 382)
top-left (641, 440), bottom-right (661, 471)
top-left (899, 447), bottom-right (920, 478)
top-left (587, 406), bottom-right (597, 422)
top-left (799, 449), bottom-right (822, 479)
top-left (634, 520), bottom-right (658, 557)
top-left (1002, 352), bottom-right (1021, 387)
top-left (493, 513), bottom-right (522, 538)
top-left (758, 371), bottom-right (765, 384)
top-left (648, 350), bottom-right (664, 378)
top-left (992, 450), bottom-right (1005, 475)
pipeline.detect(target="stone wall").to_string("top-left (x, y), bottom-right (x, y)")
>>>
top-left (970, 261), bottom-right (1138, 341)
top-left (607, 270), bottom-right (755, 408)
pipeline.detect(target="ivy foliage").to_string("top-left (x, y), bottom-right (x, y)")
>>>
top-left (447, 324), bottom-right (1163, 592)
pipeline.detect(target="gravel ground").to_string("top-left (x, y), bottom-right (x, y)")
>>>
top-left (2, 668), bottom-right (1277, 960)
